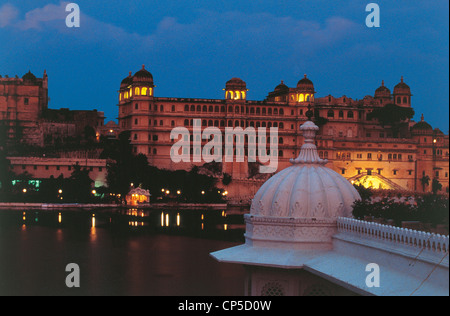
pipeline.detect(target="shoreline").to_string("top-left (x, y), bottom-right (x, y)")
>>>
top-left (0, 202), bottom-right (229, 211)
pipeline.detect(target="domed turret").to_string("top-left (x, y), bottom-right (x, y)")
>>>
top-left (22, 70), bottom-right (37, 82)
top-left (393, 76), bottom-right (412, 107)
top-left (374, 80), bottom-right (391, 103)
top-left (120, 71), bottom-right (133, 88)
top-left (274, 80), bottom-right (289, 93)
top-left (133, 65), bottom-right (154, 84)
top-left (225, 77), bottom-right (247, 100)
top-left (296, 74), bottom-right (315, 102)
top-left (411, 114), bottom-right (433, 135)
top-left (246, 119), bottom-right (361, 250)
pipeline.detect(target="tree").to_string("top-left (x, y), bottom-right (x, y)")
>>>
top-left (432, 178), bottom-right (443, 194)
top-left (367, 103), bottom-right (415, 137)
top-left (420, 175), bottom-right (430, 192)
top-left (66, 163), bottom-right (93, 202)
top-left (0, 150), bottom-right (12, 195)
top-left (222, 173), bottom-right (232, 186)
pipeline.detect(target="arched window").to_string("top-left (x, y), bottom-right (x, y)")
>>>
top-left (149, 88), bottom-right (153, 96)
top-left (262, 108), bottom-right (266, 115)
top-left (203, 105), bottom-right (207, 112)
top-left (221, 106), bottom-right (226, 112)
top-left (299, 94), bottom-right (305, 102)
top-left (160, 105), bottom-right (164, 112)
top-left (306, 94), bottom-right (310, 101)
top-left (274, 109), bottom-right (278, 115)
top-left (135, 87), bottom-right (140, 95)
top-left (250, 108), bottom-right (255, 114)
top-left (268, 108), bottom-right (272, 115)
top-left (228, 106), bottom-right (233, 113)
top-left (197, 105), bottom-right (201, 112)
top-left (185, 105), bottom-right (189, 111)
top-left (279, 122), bottom-right (284, 129)
top-left (190, 105), bottom-right (195, 112)
top-left (403, 97), bottom-right (408, 104)
top-left (279, 137), bottom-right (284, 144)
top-left (209, 105), bottom-right (213, 112)
top-left (235, 91), bottom-right (241, 100)
top-left (184, 119), bottom-right (189, 126)
top-left (327, 110), bottom-right (334, 118)
top-left (141, 87), bottom-right (148, 95)
top-left (208, 120), bottom-right (213, 127)
top-left (235, 106), bottom-right (239, 113)
top-left (280, 109), bottom-right (284, 115)
top-left (347, 111), bottom-right (354, 119)
top-left (397, 97), bottom-right (401, 104)
top-left (215, 106), bottom-right (219, 112)
top-left (124, 92), bottom-right (129, 99)
top-left (214, 120), bottom-right (219, 127)
top-left (339, 110), bottom-right (344, 118)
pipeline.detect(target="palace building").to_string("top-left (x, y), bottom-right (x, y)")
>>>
top-left (0, 71), bottom-right (106, 147)
top-left (117, 65), bottom-right (449, 197)
top-left (0, 71), bottom-right (49, 146)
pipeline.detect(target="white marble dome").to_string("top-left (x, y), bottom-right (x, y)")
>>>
top-left (250, 120), bottom-right (360, 220)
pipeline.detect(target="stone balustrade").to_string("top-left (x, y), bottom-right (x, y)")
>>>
top-left (337, 217), bottom-right (449, 254)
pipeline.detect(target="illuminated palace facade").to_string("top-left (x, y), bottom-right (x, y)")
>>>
top-left (118, 65), bottom-right (449, 196)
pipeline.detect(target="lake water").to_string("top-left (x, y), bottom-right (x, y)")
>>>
top-left (0, 208), bottom-right (246, 296)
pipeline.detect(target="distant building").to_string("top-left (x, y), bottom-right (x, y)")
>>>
top-left (117, 66), bottom-right (449, 196)
top-left (7, 156), bottom-right (107, 188)
top-left (0, 71), bottom-right (48, 146)
top-left (0, 71), bottom-right (105, 147)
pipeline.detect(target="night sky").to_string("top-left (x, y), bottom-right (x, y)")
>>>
top-left (1, 0), bottom-right (448, 132)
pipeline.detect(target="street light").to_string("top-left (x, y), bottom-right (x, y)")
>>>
top-left (58, 189), bottom-right (63, 194)
top-left (92, 190), bottom-right (97, 195)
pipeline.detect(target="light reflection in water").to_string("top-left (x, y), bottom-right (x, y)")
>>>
top-left (176, 213), bottom-right (180, 227)
top-left (58, 212), bottom-right (62, 223)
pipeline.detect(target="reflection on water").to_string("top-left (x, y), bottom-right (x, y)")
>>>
top-left (0, 208), bottom-right (245, 295)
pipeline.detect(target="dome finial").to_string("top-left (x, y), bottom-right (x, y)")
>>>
top-left (304, 74), bottom-right (307, 79)
top-left (290, 120), bottom-right (328, 165)
top-left (401, 76), bottom-right (404, 83)
top-left (142, 64), bottom-right (145, 70)
top-left (381, 80), bottom-right (384, 86)
top-left (281, 80), bottom-right (284, 84)
top-left (421, 113), bottom-right (424, 122)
